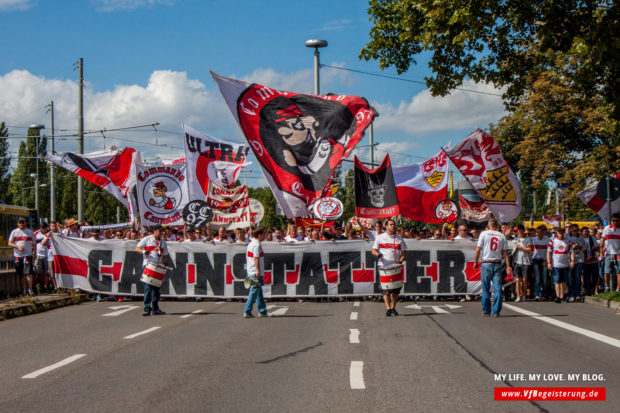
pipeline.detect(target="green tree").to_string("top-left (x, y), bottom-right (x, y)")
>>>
top-left (360, 0), bottom-right (619, 123)
top-left (0, 122), bottom-right (11, 203)
top-left (489, 53), bottom-right (618, 219)
top-left (7, 127), bottom-right (48, 213)
top-left (247, 186), bottom-right (288, 229)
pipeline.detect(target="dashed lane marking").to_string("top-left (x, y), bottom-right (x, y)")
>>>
top-left (349, 361), bottom-right (365, 389)
top-left (353, 301), bottom-right (360, 307)
top-left (180, 310), bottom-right (205, 319)
top-left (266, 305), bottom-right (289, 316)
top-left (22, 354), bottom-right (87, 379)
top-left (350, 312), bottom-right (358, 320)
top-left (123, 326), bottom-right (161, 340)
top-left (349, 329), bottom-right (360, 344)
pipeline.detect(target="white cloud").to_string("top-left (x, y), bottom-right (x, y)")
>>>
top-left (371, 80), bottom-right (506, 136)
top-left (318, 19), bottom-right (354, 31)
top-left (238, 62), bottom-right (355, 95)
top-left (0, 0), bottom-right (34, 11)
top-left (0, 69), bottom-right (232, 162)
top-left (91, 0), bottom-right (178, 12)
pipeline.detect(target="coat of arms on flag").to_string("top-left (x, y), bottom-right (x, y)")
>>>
top-left (210, 70), bottom-right (376, 219)
top-left (393, 150), bottom-right (449, 224)
top-left (444, 129), bottom-right (521, 223)
top-left (136, 162), bottom-right (188, 226)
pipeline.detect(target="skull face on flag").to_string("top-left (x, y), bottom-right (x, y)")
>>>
top-left (254, 93), bottom-right (357, 193)
top-left (210, 70), bottom-right (376, 219)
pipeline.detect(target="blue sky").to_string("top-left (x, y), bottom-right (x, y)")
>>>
top-left (0, 0), bottom-right (506, 185)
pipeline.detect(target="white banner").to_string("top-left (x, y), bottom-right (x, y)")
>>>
top-left (183, 124), bottom-right (250, 200)
top-left (135, 162), bottom-right (188, 226)
top-left (206, 181), bottom-right (251, 229)
top-left (51, 234), bottom-right (487, 297)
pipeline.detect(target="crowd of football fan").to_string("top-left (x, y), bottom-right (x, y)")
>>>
top-left (7, 212), bottom-right (620, 301)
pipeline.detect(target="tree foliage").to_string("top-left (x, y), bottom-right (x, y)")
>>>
top-left (360, 0), bottom-right (619, 122)
top-left (7, 127), bottom-right (48, 213)
top-left (0, 122), bottom-right (11, 201)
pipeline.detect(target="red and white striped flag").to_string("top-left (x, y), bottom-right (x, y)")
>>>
top-left (577, 173), bottom-right (620, 222)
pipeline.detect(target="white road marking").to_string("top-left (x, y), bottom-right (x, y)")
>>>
top-left (123, 326), bottom-right (161, 340)
top-left (430, 306), bottom-right (450, 314)
top-left (350, 361), bottom-right (365, 389)
top-left (180, 310), bottom-right (205, 319)
top-left (215, 302), bottom-right (225, 305)
top-left (350, 312), bottom-right (358, 320)
top-left (405, 304), bottom-right (460, 314)
top-left (22, 354), bottom-right (87, 379)
top-left (349, 328), bottom-right (360, 344)
top-left (353, 301), bottom-right (360, 307)
top-left (271, 307), bottom-right (289, 316)
top-left (504, 304), bottom-right (620, 349)
top-left (102, 305), bottom-right (139, 317)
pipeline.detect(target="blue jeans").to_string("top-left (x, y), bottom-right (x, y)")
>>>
top-left (481, 262), bottom-right (503, 316)
top-left (569, 262), bottom-right (583, 298)
top-left (244, 277), bottom-right (266, 315)
top-left (582, 262), bottom-right (598, 295)
top-left (144, 283), bottom-right (160, 312)
top-left (532, 258), bottom-right (547, 298)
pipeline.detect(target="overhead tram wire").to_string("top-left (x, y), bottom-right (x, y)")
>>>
top-left (320, 64), bottom-right (504, 97)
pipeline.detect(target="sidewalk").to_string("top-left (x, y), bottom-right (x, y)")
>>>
top-left (0, 291), bottom-right (89, 320)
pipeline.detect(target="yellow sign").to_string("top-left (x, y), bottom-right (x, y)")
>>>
top-left (482, 165), bottom-right (516, 202)
top-left (524, 221), bottom-right (599, 229)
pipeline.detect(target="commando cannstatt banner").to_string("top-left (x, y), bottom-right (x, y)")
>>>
top-left (52, 235), bottom-right (486, 297)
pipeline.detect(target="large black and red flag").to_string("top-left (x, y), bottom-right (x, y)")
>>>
top-left (354, 154), bottom-right (400, 219)
top-left (210, 70), bottom-right (377, 219)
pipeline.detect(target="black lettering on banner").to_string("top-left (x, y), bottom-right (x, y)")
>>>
top-left (329, 251), bottom-right (359, 295)
top-left (403, 251), bottom-right (432, 294)
top-left (204, 141), bottom-right (217, 159)
top-left (194, 252), bottom-right (225, 296)
top-left (232, 252), bottom-right (248, 296)
top-left (160, 252), bottom-right (187, 295)
top-left (88, 250), bottom-right (112, 293)
top-left (219, 144), bottom-right (233, 162)
top-left (437, 250), bottom-right (466, 293)
top-left (264, 253), bottom-right (295, 296)
top-left (118, 251), bottom-right (144, 294)
top-left (185, 133), bottom-right (200, 153)
top-left (296, 252), bottom-right (328, 295)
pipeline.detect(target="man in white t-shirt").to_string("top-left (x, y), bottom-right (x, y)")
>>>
top-left (62, 218), bottom-right (82, 238)
top-left (8, 218), bottom-right (36, 296)
top-left (243, 228), bottom-right (269, 318)
top-left (454, 225), bottom-right (473, 240)
top-left (531, 225), bottom-right (550, 300)
top-left (547, 229), bottom-right (575, 303)
top-left (474, 219), bottom-right (512, 317)
top-left (34, 222), bottom-right (53, 292)
top-left (135, 225), bottom-right (168, 316)
top-left (213, 226), bottom-right (234, 243)
top-left (512, 224), bottom-right (533, 302)
top-left (600, 213), bottom-right (620, 292)
top-left (372, 219), bottom-right (405, 316)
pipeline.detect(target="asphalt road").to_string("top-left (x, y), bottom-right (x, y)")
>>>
top-left (0, 297), bottom-right (618, 412)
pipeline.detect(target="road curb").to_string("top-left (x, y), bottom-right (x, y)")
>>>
top-left (0, 293), bottom-right (89, 321)
top-left (585, 296), bottom-right (620, 314)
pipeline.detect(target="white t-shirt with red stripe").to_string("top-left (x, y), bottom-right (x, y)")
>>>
top-left (9, 228), bottom-right (35, 258)
top-left (476, 230), bottom-right (508, 262)
top-left (214, 236), bottom-right (233, 243)
top-left (602, 225), bottom-right (620, 256)
top-left (246, 238), bottom-right (264, 277)
top-left (137, 235), bottom-right (168, 267)
top-left (372, 232), bottom-right (403, 268)
top-left (34, 230), bottom-right (52, 259)
top-left (531, 236), bottom-right (549, 260)
top-left (547, 238), bottom-right (572, 268)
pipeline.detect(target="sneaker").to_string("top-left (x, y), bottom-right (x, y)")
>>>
top-left (483, 313), bottom-right (490, 317)
top-left (514, 296), bottom-right (521, 302)
top-left (142, 311), bottom-right (152, 316)
top-left (243, 313), bottom-right (254, 318)
top-left (554, 297), bottom-right (561, 303)
top-left (568, 297), bottom-right (575, 303)
top-left (153, 309), bottom-right (166, 315)
top-left (492, 313), bottom-right (500, 318)
top-left (535, 296), bottom-right (541, 301)
top-left (258, 312), bottom-right (271, 317)
top-left (391, 308), bottom-right (399, 316)
top-left (385, 309), bottom-right (393, 317)
top-left (616, 289), bottom-right (620, 293)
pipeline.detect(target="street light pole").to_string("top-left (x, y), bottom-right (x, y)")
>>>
top-left (305, 39), bottom-right (328, 95)
top-left (28, 124), bottom-right (45, 212)
top-left (48, 101), bottom-right (56, 221)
